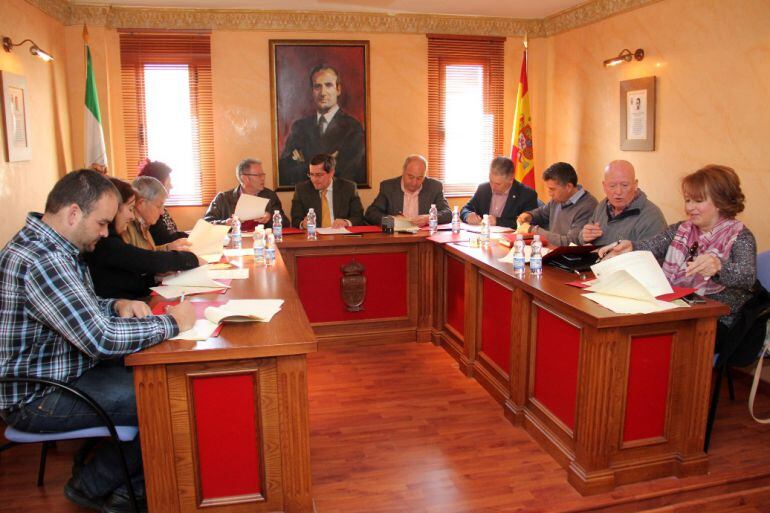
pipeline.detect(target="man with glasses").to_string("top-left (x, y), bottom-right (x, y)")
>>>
top-left (291, 153), bottom-right (364, 228)
top-left (579, 159), bottom-right (666, 246)
top-left (204, 158), bottom-right (288, 230)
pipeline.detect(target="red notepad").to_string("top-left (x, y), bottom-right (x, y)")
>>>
top-left (152, 300), bottom-right (227, 338)
top-left (346, 225), bottom-right (382, 234)
top-left (280, 227), bottom-right (305, 235)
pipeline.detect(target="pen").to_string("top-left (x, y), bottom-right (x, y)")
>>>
top-left (180, 292), bottom-right (186, 303)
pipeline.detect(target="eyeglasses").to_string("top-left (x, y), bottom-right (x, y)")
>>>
top-left (241, 173), bottom-right (265, 178)
top-left (687, 241), bottom-right (699, 262)
top-left (307, 173), bottom-right (328, 179)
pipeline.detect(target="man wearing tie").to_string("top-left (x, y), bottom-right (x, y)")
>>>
top-left (279, 64), bottom-right (366, 186)
top-left (291, 153), bottom-right (365, 228)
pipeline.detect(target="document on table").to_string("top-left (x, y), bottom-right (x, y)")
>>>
top-left (206, 267), bottom-right (249, 280)
top-left (170, 299), bottom-right (285, 340)
top-left (464, 224), bottom-right (513, 234)
top-left (223, 248), bottom-right (253, 257)
top-left (150, 285), bottom-right (228, 299)
top-left (316, 227), bottom-right (352, 235)
top-left (583, 251), bottom-right (680, 314)
top-left (199, 253), bottom-right (224, 263)
top-left (233, 194), bottom-right (269, 221)
top-left (394, 216), bottom-right (419, 233)
top-left (187, 219), bottom-right (231, 256)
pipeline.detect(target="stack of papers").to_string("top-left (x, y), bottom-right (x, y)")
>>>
top-left (583, 251), bottom-right (683, 314)
top-left (151, 266), bottom-right (231, 298)
top-left (187, 219), bottom-right (231, 256)
top-left (172, 299), bottom-right (285, 340)
top-left (394, 216), bottom-right (420, 233)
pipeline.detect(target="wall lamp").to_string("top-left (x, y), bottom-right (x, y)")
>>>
top-left (603, 48), bottom-right (644, 67)
top-left (2, 37), bottom-right (55, 62)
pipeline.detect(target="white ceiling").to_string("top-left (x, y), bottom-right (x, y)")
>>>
top-left (70, 0), bottom-right (587, 19)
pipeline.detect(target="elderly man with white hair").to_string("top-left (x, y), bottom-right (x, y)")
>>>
top-left (127, 176), bottom-right (192, 252)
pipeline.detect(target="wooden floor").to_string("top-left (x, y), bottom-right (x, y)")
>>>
top-left (2, 341), bottom-right (770, 512)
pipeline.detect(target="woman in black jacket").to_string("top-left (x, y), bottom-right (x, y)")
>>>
top-left (86, 178), bottom-right (203, 299)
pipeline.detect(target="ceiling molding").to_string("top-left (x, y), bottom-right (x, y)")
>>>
top-left (25, 0), bottom-right (659, 37)
top-left (543, 0), bottom-right (663, 36)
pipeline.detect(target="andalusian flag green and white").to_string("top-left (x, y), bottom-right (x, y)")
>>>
top-left (84, 26), bottom-right (107, 169)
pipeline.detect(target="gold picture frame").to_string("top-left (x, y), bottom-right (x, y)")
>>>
top-left (269, 39), bottom-right (371, 191)
top-left (620, 76), bottom-right (655, 152)
top-left (1, 71), bottom-right (32, 162)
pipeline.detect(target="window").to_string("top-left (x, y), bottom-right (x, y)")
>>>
top-left (119, 31), bottom-right (215, 206)
top-left (428, 35), bottom-right (504, 196)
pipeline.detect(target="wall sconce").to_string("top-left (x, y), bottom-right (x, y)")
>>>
top-left (603, 48), bottom-right (644, 67)
top-left (2, 37), bottom-right (55, 62)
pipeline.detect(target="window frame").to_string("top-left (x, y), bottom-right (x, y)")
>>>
top-left (118, 30), bottom-right (215, 207)
top-left (427, 34), bottom-right (505, 197)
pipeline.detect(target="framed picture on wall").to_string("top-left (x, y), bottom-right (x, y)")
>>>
top-left (0, 71), bottom-right (32, 162)
top-left (620, 76), bottom-right (656, 151)
top-left (270, 39), bottom-right (370, 191)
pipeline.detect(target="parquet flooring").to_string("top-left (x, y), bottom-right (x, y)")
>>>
top-left (1, 341), bottom-right (770, 512)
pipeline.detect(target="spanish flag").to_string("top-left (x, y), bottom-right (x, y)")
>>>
top-left (510, 45), bottom-right (535, 189)
top-left (83, 25), bottom-right (108, 170)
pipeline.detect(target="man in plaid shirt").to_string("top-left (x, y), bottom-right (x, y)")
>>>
top-left (0, 170), bottom-right (195, 513)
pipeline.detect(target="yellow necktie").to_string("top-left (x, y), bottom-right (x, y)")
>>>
top-left (321, 190), bottom-right (332, 228)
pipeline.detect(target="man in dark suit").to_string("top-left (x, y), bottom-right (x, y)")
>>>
top-left (291, 153), bottom-right (365, 228)
top-left (365, 154), bottom-right (452, 227)
top-left (279, 64), bottom-right (366, 186)
top-left (461, 156), bottom-right (539, 228)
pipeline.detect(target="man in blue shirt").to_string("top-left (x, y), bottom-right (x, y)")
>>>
top-left (0, 169), bottom-right (194, 513)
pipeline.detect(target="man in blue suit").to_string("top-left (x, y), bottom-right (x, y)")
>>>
top-left (461, 156), bottom-right (539, 228)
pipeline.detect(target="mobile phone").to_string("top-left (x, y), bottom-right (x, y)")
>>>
top-left (683, 293), bottom-right (706, 304)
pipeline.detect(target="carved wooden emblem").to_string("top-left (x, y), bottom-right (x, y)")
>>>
top-left (340, 260), bottom-right (366, 312)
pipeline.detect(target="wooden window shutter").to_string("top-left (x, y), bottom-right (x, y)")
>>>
top-left (119, 31), bottom-right (215, 206)
top-left (427, 34), bottom-right (505, 196)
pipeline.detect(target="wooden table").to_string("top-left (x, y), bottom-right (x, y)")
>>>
top-left (125, 249), bottom-right (317, 513)
top-left (431, 238), bottom-right (729, 494)
top-left (279, 232), bottom-right (433, 345)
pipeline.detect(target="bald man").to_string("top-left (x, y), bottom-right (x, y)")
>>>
top-left (579, 160), bottom-right (666, 246)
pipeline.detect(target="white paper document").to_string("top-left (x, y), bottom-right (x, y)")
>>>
top-left (162, 265), bottom-right (227, 289)
top-left (583, 251), bottom-right (680, 314)
top-left (394, 216), bottom-right (420, 233)
top-left (206, 268), bottom-right (249, 280)
top-left (223, 248), bottom-right (254, 257)
top-left (150, 285), bottom-right (228, 299)
top-left (590, 251), bottom-right (673, 297)
top-left (316, 227), bottom-right (351, 235)
top-left (465, 224), bottom-right (513, 234)
top-left (234, 194), bottom-right (269, 221)
top-left (199, 253), bottom-right (224, 263)
top-left (170, 299), bottom-right (285, 340)
top-left (187, 219), bottom-right (231, 256)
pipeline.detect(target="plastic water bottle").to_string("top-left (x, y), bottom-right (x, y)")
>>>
top-left (272, 210), bottom-right (283, 242)
top-left (530, 234), bottom-right (543, 276)
top-left (513, 234), bottom-right (526, 275)
top-left (265, 229), bottom-right (276, 266)
top-left (253, 225), bottom-right (266, 265)
top-left (451, 205), bottom-right (461, 234)
top-left (428, 204), bottom-right (438, 234)
top-left (230, 215), bottom-right (242, 248)
top-left (306, 208), bottom-right (317, 240)
top-left (480, 214), bottom-right (490, 247)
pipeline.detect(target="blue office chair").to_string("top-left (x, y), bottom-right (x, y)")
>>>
top-left (0, 376), bottom-right (139, 513)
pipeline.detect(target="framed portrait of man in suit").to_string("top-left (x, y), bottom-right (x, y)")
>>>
top-left (270, 40), bottom-right (371, 191)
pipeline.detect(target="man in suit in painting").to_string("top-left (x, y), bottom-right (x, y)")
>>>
top-left (279, 64), bottom-right (366, 186)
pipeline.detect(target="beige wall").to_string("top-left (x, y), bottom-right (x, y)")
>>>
top-left (2, 0), bottom-right (769, 252)
top-left (540, 0), bottom-right (770, 250)
top-left (0, 0), bottom-right (73, 243)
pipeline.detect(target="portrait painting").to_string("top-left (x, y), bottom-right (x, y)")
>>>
top-left (270, 40), bottom-right (370, 191)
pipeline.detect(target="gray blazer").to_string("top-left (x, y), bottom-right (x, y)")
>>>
top-left (290, 177), bottom-right (365, 227)
top-left (364, 176), bottom-right (452, 226)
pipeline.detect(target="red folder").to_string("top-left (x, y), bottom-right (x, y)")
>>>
top-left (346, 226), bottom-right (382, 234)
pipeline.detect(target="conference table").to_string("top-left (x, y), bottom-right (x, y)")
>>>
top-left (126, 228), bottom-right (728, 512)
top-left (125, 248), bottom-right (316, 513)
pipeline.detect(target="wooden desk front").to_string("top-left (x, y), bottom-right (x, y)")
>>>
top-left (125, 250), bottom-right (316, 513)
top-left (432, 240), bottom-right (729, 494)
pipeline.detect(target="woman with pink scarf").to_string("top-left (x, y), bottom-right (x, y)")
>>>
top-left (601, 165), bottom-right (756, 329)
